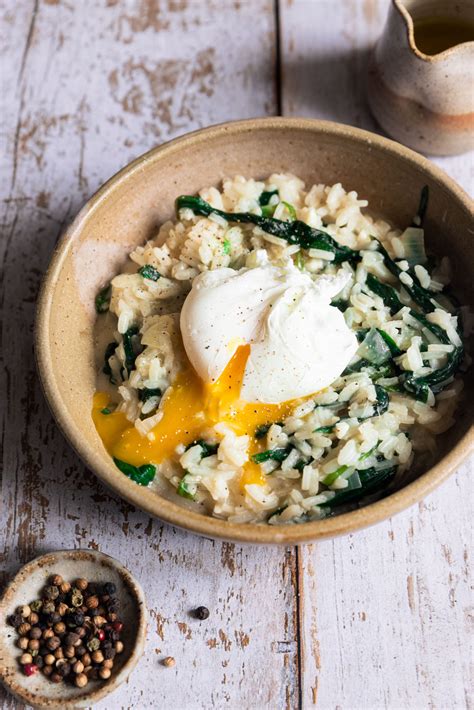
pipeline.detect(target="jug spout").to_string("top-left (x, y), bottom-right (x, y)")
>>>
top-left (367, 0), bottom-right (474, 155)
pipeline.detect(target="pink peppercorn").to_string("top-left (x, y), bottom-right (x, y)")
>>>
top-left (112, 622), bottom-right (123, 633)
top-left (98, 629), bottom-right (105, 641)
top-left (23, 664), bottom-right (38, 677)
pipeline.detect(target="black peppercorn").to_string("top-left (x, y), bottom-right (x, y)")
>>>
top-left (194, 606), bottom-right (210, 620)
top-left (42, 601), bottom-right (56, 615)
top-left (7, 613), bottom-right (23, 628)
top-left (71, 612), bottom-right (84, 626)
top-left (43, 586), bottom-right (60, 601)
top-left (11, 573), bottom-right (125, 688)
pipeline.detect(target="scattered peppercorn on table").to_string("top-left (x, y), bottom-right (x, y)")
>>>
top-left (1, 1), bottom-right (471, 708)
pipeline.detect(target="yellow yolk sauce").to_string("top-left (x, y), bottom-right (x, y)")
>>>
top-left (93, 345), bottom-right (305, 490)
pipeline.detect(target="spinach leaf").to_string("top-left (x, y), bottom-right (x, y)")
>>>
top-left (412, 185), bottom-right (429, 227)
top-left (138, 387), bottom-right (161, 402)
top-left (102, 342), bottom-right (117, 380)
top-left (123, 326), bottom-right (142, 375)
top-left (186, 439), bottom-right (218, 457)
top-left (377, 328), bottom-right (402, 357)
top-left (373, 385), bottom-right (389, 416)
top-left (251, 446), bottom-right (292, 464)
top-left (376, 240), bottom-right (435, 313)
top-left (113, 458), bottom-right (156, 486)
top-left (255, 423), bottom-right (272, 440)
top-left (176, 195), bottom-right (359, 263)
top-left (95, 284), bottom-right (111, 314)
top-left (138, 265), bottom-right (161, 281)
top-left (177, 475), bottom-right (196, 500)
top-left (331, 299), bottom-right (349, 313)
top-left (320, 465), bottom-right (397, 509)
top-left (259, 189), bottom-right (278, 206)
top-left (314, 425), bottom-right (336, 434)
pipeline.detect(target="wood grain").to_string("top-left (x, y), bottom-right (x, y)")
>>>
top-left (1, 1), bottom-right (472, 708)
top-left (1, 2), bottom-right (301, 708)
top-left (280, 1), bottom-right (473, 707)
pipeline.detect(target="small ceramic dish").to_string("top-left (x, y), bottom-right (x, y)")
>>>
top-left (35, 117), bottom-right (473, 544)
top-left (0, 550), bottom-right (147, 709)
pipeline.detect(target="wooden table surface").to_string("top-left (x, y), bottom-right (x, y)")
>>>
top-left (1, 2), bottom-right (472, 708)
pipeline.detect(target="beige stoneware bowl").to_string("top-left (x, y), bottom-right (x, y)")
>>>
top-left (35, 118), bottom-right (473, 544)
top-left (0, 550), bottom-right (147, 709)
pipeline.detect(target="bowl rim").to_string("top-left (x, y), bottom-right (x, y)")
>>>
top-left (0, 549), bottom-right (147, 709)
top-left (35, 116), bottom-right (474, 545)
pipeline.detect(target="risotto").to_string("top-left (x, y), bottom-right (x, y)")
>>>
top-left (92, 174), bottom-right (467, 524)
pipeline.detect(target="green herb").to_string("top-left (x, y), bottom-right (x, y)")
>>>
top-left (401, 346), bottom-right (463, 400)
top-left (123, 326), bottom-right (141, 375)
top-left (138, 387), bottom-right (161, 402)
top-left (251, 446), bottom-right (291, 464)
top-left (223, 237), bottom-right (231, 255)
top-left (259, 189), bottom-right (279, 217)
top-left (267, 505), bottom-right (287, 522)
top-left (373, 385), bottom-right (389, 416)
top-left (138, 265), bottom-right (161, 281)
top-left (280, 201), bottom-right (297, 220)
top-left (102, 342), bottom-right (117, 380)
top-left (100, 407), bottom-right (112, 415)
top-left (186, 439), bottom-right (218, 457)
top-left (322, 445), bottom-right (379, 487)
top-left (332, 299), bottom-right (348, 312)
top-left (295, 251), bottom-right (305, 270)
top-left (320, 465), bottom-right (397, 510)
top-left (255, 423), bottom-right (272, 439)
top-left (95, 284), bottom-right (111, 314)
top-left (377, 329), bottom-right (402, 357)
top-left (366, 273), bottom-right (463, 402)
top-left (314, 425), bottom-right (336, 434)
top-left (366, 273), bottom-right (402, 315)
top-left (176, 195), bottom-right (359, 263)
top-left (113, 458), bottom-right (156, 486)
top-left (375, 240), bottom-right (435, 313)
top-left (412, 185), bottom-right (429, 227)
top-left (177, 475), bottom-right (196, 500)
top-left (259, 189), bottom-right (278, 206)
top-left (294, 458), bottom-right (309, 472)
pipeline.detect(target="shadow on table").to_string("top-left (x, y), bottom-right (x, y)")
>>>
top-left (281, 45), bottom-right (385, 137)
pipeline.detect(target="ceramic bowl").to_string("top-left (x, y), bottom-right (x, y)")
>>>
top-left (0, 550), bottom-right (147, 709)
top-left (35, 118), bottom-right (473, 544)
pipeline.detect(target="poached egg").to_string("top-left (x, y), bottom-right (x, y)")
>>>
top-left (94, 258), bottom-right (357, 488)
top-left (180, 259), bottom-right (357, 403)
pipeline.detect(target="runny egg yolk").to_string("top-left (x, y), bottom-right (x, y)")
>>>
top-left (93, 345), bottom-right (310, 489)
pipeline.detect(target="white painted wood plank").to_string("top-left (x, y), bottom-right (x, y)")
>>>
top-left (299, 464), bottom-right (472, 709)
top-left (280, 0), bottom-right (473, 195)
top-left (0, 2), bottom-right (301, 709)
top-left (280, 1), bottom-right (473, 707)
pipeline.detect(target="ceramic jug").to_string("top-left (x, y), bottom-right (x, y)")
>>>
top-left (367, 0), bottom-right (474, 155)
